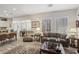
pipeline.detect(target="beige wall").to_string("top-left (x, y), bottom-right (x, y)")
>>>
top-left (12, 9), bottom-right (78, 33)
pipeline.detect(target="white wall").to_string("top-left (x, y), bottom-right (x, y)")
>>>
top-left (12, 9), bottom-right (77, 34)
top-left (30, 9), bottom-right (77, 33)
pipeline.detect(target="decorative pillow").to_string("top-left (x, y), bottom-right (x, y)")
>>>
top-left (60, 34), bottom-right (67, 39)
top-left (43, 33), bottom-right (48, 37)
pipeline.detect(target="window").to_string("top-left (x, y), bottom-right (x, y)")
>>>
top-left (42, 19), bottom-right (51, 32)
top-left (12, 20), bottom-right (32, 31)
top-left (42, 16), bottom-right (68, 34)
top-left (56, 16), bottom-right (68, 34)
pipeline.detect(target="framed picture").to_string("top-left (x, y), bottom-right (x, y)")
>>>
top-left (32, 21), bottom-right (40, 28)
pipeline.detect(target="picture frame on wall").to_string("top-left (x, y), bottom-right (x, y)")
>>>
top-left (32, 21), bottom-right (40, 28)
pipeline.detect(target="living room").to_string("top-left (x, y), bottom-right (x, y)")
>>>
top-left (0, 4), bottom-right (79, 54)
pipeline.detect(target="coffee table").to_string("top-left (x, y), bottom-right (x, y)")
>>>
top-left (40, 41), bottom-right (65, 54)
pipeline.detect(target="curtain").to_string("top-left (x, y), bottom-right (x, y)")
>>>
top-left (42, 16), bottom-right (68, 34)
top-left (56, 17), bottom-right (68, 34)
top-left (42, 19), bottom-right (51, 32)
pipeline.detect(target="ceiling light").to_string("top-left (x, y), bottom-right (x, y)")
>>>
top-left (48, 4), bottom-right (53, 7)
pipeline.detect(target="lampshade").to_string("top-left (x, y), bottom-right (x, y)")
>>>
top-left (69, 28), bottom-right (77, 36)
top-left (70, 28), bottom-right (77, 33)
top-left (36, 27), bottom-right (40, 31)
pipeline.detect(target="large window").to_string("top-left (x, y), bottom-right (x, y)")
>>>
top-left (12, 20), bottom-right (32, 31)
top-left (42, 16), bottom-right (68, 34)
top-left (56, 16), bottom-right (68, 34)
top-left (42, 19), bottom-right (51, 32)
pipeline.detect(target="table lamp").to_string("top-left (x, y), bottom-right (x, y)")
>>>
top-left (36, 27), bottom-right (40, 33)
top-left (69, 28), bottom-right (77, 38)
top-left (35, 27), bottom-right (43, 42)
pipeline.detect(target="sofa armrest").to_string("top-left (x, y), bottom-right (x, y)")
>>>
top-left (60, 38), bottom-right (70, 47)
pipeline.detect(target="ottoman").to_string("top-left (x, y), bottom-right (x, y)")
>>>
top-left (23, 36), bottom-right (33, 42)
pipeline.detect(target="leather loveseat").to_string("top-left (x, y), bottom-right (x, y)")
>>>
top-left (41, 32), bottom-right (69, 47)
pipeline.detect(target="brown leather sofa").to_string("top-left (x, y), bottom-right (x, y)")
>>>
top-left (0, 32), bottom-right (17, 44)
top-left (41, 32), bottom-right (69, 47)
top-left (8, 32), bottom-right (17, 40)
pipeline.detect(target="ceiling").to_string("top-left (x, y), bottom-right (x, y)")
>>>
top-left (0, 4), bottom-right (79, 18)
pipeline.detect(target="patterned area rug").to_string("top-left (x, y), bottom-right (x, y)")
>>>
top-left (5, 46), bottom-right (40, 54)
top-left (5, 44), bottom-right (78, 54)
top-left (64, 47), bottom-right (78, 54)
top-left (5, 43), bottom-right (41, 54)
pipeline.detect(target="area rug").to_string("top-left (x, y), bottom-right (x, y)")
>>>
top-left (0, 41), bottom-right (41, 54)
top-left (5, 45), bottom-right (40, 54)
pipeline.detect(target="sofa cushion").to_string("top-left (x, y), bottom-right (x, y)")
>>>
top-left (51, 33), bottom-right (57, 38)
top-left (60, 34), bottom-right (67, 39)
top-left (43, 33), bottom-right (49, 37)
top-left (43, 33), bottom-right (58, 38)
